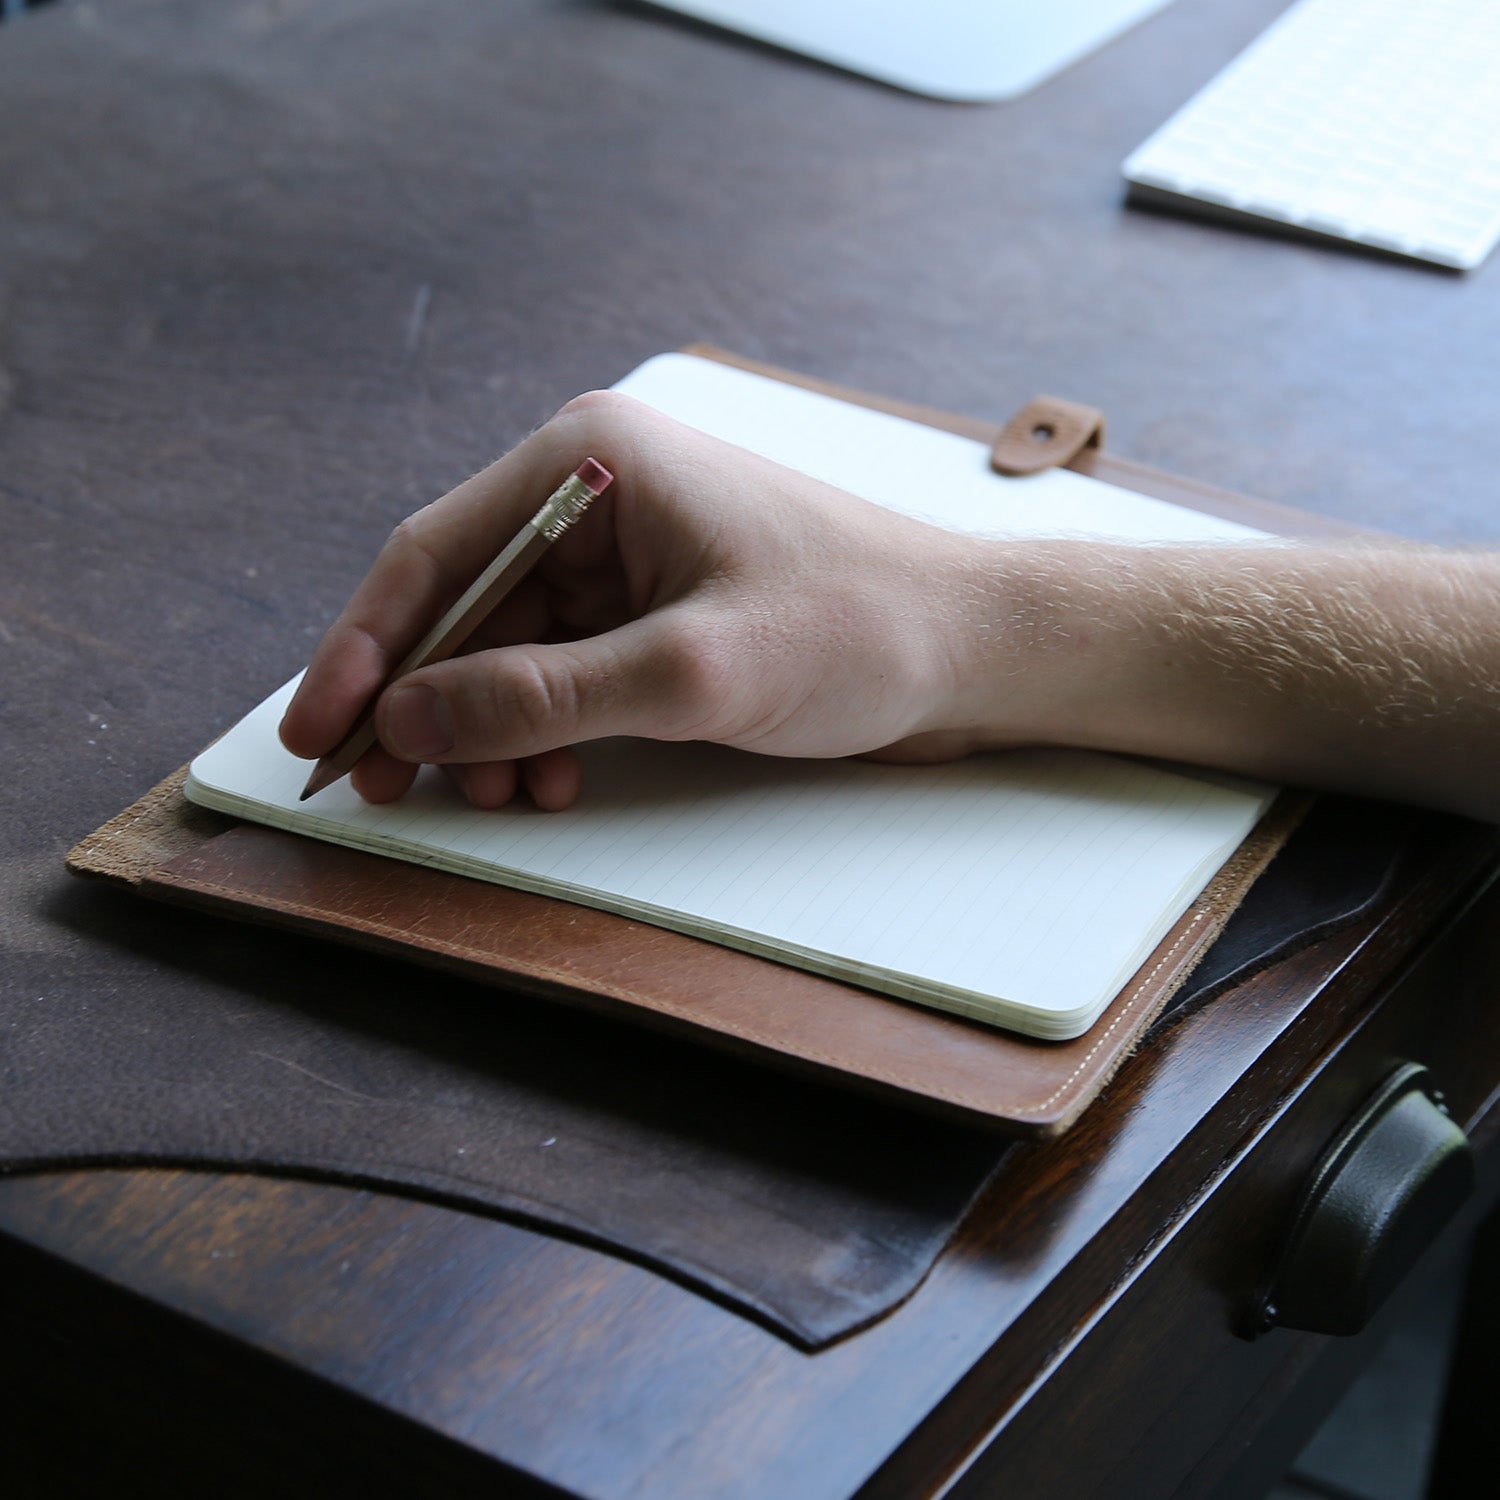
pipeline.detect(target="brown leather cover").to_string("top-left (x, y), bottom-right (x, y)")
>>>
top-left (66, 350), bottom-right (1313, 1138)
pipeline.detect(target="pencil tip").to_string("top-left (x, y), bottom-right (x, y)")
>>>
top-left (300, 762), bottom-right (337, 800)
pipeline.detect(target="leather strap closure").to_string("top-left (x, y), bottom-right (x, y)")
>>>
top-left (991, 396), bottom-right (1106, 476)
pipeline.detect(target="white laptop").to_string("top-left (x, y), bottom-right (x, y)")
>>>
top-left (644, 0), bottom-right (1177, 102)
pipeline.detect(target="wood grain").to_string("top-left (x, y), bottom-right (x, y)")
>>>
top-left (5, 0), bottom-right (1500, 1495)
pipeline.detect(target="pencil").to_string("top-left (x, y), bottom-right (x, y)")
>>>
top-left (299, 457), bottom-right (615, 800)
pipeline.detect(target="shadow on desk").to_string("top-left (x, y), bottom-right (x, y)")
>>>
top-left (0, 1195), bottom-right (1492, 1500)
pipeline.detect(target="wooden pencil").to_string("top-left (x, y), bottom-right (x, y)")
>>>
top-left (299, 457), bottom-right (614, 799)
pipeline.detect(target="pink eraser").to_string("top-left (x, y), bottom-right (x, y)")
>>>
top-left (574, 457), bottom-right (613, 493)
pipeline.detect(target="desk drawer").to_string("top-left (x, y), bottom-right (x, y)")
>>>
top-left (938, 873), bottom-right (1500, 1500)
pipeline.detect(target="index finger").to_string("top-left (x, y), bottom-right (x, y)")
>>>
top-left (278, 393), bottom-right (634, 760)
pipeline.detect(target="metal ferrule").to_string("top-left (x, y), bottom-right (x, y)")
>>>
top-left (532, 474), bottom-right (599, 541)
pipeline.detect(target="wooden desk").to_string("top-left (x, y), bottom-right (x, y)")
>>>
top-left (3, 1), bottom-right (1499, 1496)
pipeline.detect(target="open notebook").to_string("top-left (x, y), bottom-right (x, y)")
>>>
top-left (186, 353), bottom-right (1276, 1042)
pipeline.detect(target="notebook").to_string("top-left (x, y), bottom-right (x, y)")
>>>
top-left (184, 353), bottom-right (1277, 1042)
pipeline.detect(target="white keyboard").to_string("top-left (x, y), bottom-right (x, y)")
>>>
top-left (1123, 0), bottom-right (1500, 270)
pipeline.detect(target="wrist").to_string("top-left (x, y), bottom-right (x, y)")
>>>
top-left (928, 538), bottom-right (1141, 753)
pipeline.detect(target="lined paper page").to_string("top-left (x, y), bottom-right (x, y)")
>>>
top-left (188, 679), bottom-right (1274, 1039)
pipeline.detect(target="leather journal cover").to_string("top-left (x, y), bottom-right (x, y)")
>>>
top-left (67, 348), bottom-right (1344, 1138)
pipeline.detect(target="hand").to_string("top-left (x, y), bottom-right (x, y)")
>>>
top-left (279, 386), bottom-right (1500, 821)
top-left (278, 391), bottom-right (995, 810)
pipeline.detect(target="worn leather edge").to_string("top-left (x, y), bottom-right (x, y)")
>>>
top-left (66, 765), bottom-right (233, 885)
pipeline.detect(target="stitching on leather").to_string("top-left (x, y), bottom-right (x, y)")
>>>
top-left (1006, 909), bottom-right (1208, 1115)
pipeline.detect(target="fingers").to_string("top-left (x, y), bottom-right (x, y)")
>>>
top-left (375, 608), bottom-right (722, 766)
top-left (280, 390), bottom-right (659, 760)
top-left (517, 747), bottom-right (583, 812)
top-left (349, 742), bottom-right (420, 803)
top-left (355, 751), bottom-right (580, 812)
top-left (280, 621), bottom-right (391, 759)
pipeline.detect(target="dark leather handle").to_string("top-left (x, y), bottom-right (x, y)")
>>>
top-left (1249, 1063), bottom-right (1473, 1338)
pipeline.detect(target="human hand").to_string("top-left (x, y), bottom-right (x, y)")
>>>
top-left (281, 387), bottom-right (1500, 820)
top-left (278, 390), bottom-right (1006, 810)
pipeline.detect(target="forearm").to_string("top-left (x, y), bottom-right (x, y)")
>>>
top-left (948, 540), bottom-right (1500, 821)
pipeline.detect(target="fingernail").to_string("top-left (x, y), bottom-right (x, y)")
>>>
top-left (384, 684), bottom-right (454, 759)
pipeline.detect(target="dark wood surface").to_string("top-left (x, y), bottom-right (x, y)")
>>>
top-left (3, 2), bottom-right (1500, 1497)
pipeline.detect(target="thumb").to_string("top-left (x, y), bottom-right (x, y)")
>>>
top-left (375, 612), bottom-right (716, 764)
